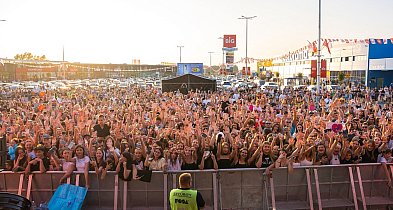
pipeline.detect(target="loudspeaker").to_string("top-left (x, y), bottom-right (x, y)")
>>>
top-left (0, 192), bottom-right (32, 210)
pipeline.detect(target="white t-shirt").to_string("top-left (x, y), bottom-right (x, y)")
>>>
top-left (74, 156), bottom-right (90, 172)
top-left (330, 154), bottom-right (341, 165)
top-left (379, 156), bottom-right (393, 163)
top-left (61, 159), bottom-right (74, 172)
top-left (167, 158), bottom-right (182, 171)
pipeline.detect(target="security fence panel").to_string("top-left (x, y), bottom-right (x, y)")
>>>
top-left (219, 169), bottom-right (264, 209)
top-left (83, 174), bottom-right (103, 210)
top-left (270, 167), bottom-right (312, 210)
top-left (354, 164), bottom-right (393, 207)
top-left (1, 173), bottom-right (23, 195)
top-left (92, 173), bottom-right (117, 210)
top-left (29, 173), bottom-right (55, 205)
top-left (310, 166), bottom-right (356, 209)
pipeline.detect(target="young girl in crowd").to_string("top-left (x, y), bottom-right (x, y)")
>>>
top-left (13, 147), bottom-right (28, 172)
top-left (74, 145), bottom-right (90, 188)
top-left (145, 147), bottom-right (167, 171)
top-left (181, 146), bottom-right (198, 170)
top-left (90, 147), bottom-right (108, 180)
top-left (166, 148), bottom-right (182, 171)
top-left (116, 151), bottom-right (138, 181)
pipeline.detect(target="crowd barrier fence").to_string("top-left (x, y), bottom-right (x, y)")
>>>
top-left (0, 164), bottom-right (393, 209)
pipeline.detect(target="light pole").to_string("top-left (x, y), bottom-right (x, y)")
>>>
top-left (316, 0), bottom-right (322, 95)
top-left (0, 20), bottom-right (6, 81)
top-left (218, 37), bottom-right (225, 67)
top-left (177, 45), bottom-right (184, 63)
top-left (208, 52), bottom-right (214, 67)
top-left (238, 15), bottom-right (256, 75)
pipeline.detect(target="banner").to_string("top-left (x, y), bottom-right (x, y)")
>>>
top-left (311, 60), bottom-right (327, 78)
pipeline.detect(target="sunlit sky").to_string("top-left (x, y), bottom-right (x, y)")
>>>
top-left (0, 0), bottom-right (392, 66)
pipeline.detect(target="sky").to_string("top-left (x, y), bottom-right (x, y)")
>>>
top-left (0, 0), bottom-right (392, 66)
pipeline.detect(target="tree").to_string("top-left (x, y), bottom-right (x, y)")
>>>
top-left (232, 65), bottom-right (239, 73)
top-left (259, 72), bottom-right (266, 80)
top-left (296, 72), bottom-right (303, 79)
top-left (296, 72), bottom-right (304, 85)
top-left (274, 71), bottom-right (280, 78)
top-left (14, 52), bottom-right (47, 60)
top-left (338, 72), bottom-right (345, 84)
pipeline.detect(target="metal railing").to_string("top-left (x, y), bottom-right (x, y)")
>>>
top-left (0, 164), bottom-right (392, 209)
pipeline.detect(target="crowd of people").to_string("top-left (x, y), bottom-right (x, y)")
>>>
top-left (1, 81), bottom-right (393, 187)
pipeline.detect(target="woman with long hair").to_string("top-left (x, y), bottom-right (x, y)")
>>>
top-left (104, 136), bottom-right (119, 164)
top-left (181, 146), bottom-right (198, 170)
top-left (90, 147), bottom-right (107, 180)
top-left (216, 142), bottom-right (235, 169)
top-left (145, 147), bottom-right (167, 171)
top-left (233, 148), bottom-right (250, 168)
top-left (13, 147), bottom-right (28, 172)
top-left (74, 145), bottom-right (90, 188)
top-left (116, 151), bottom-right (138, 181)
top-left (57, 148), bottom-right (76, 184)
top-left (166, 148), bottom-right (182, 171)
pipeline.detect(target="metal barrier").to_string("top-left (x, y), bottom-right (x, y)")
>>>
top-left (0, 164), bottom-right (392, 209)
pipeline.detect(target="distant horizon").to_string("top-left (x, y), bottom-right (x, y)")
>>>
top-left (1, 0), bottom-right (392, 67)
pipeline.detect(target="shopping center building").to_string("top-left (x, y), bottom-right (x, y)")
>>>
top-left (258, 38), bottom-right (393, 88)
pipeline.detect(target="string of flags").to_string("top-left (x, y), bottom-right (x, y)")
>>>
top-left (234, 38), bottom-right (393, 64)
top-left (0, 59), bottom-right (174, 72)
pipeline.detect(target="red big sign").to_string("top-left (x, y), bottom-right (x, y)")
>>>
top-left (223, 35), bottom-right (236, 48)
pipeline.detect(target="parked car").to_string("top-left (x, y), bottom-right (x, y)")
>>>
top-left (293, 85), bottom-right (307, 91)
top-left (325, 85), bottom-right (341, 92)
top-left (261, 82), bottom-right (279, 90)
top-left (222, 81), bottom-right (232, 89)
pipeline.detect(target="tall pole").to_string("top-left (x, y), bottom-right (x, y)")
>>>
top-left (246, 19), bottom-right (248, 74)
top-left (208, 52), bottom-right (214, 67)
top-left (218, 37), bottom-right (225, 66)
top-left (238, 16), bottom-right (256, 76)
top-left (62, 45), bottom-right (65, 80)
top-left (177, 45), bottom-right (184, 63)
top-left (317, 0), bottom-right (322, 95)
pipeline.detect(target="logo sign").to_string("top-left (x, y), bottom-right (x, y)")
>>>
top-left (223, 35), bottom-right (236, 48)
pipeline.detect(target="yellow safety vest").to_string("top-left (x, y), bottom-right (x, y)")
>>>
top-left (169, 188), bottom-right (198, 210)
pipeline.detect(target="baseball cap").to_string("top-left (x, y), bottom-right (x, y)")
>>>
top-left (43, 134), bottom-right (51, 139)
top-left (34, 145), bottom-right (46, 152)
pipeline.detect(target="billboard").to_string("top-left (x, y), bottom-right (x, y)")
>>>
top-left (226, 52), bottom-right (234, 64)
top-left (177, 63), bottom-right (204, 75)
top-left (223, 35), bottom-right (236, 48)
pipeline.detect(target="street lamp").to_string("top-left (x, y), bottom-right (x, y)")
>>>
top-left (218, 37), bottom-right (225, 67)
top-left (238, 15), bottom-right (256, 75)
top-left (208, 52), bottom-right (214, 67)
top-left (316, 0), bottom-right (322, 95)
top-left (177, 45), bottom-right (184, 63)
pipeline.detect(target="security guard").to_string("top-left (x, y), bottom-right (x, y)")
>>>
top-left (170, 173), bottom-right (205, 210)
